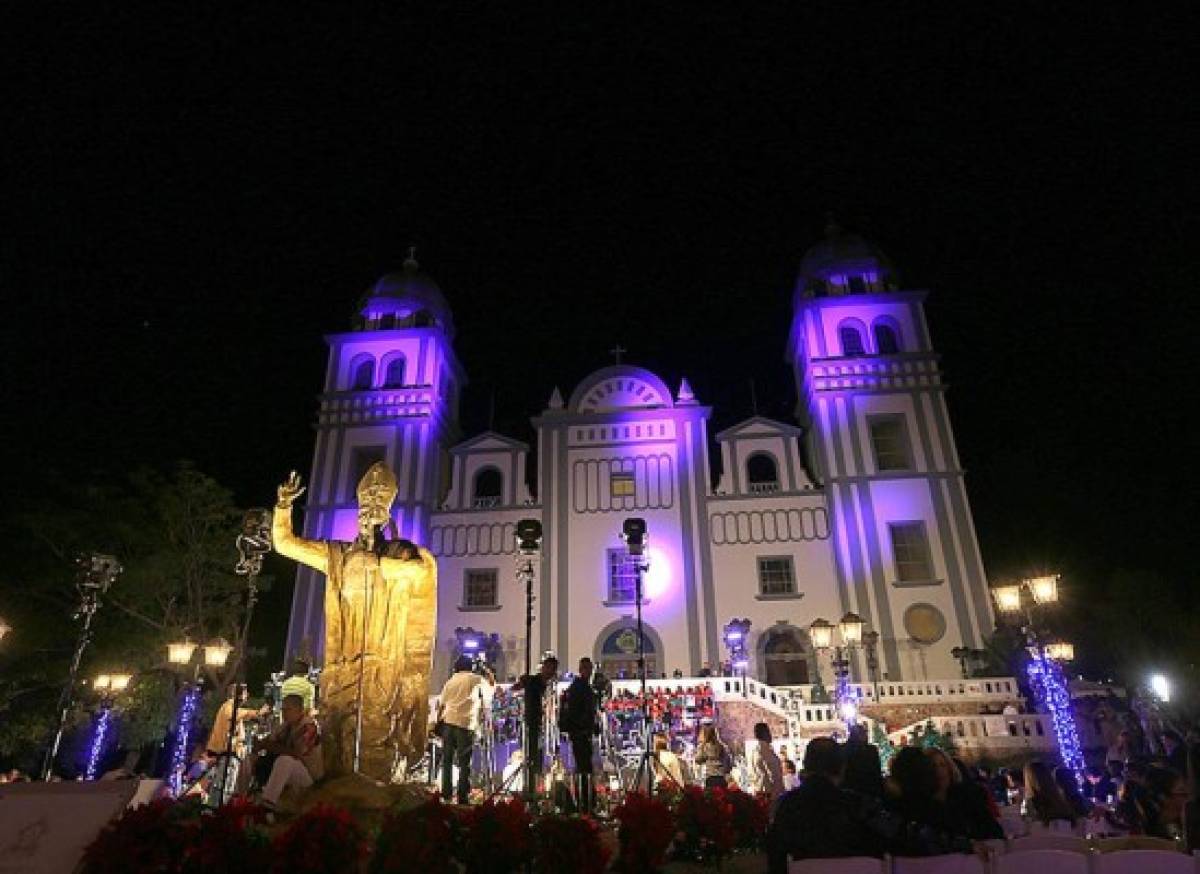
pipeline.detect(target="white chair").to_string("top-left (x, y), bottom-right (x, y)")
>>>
top-left (996, 849), bottom-right (1088, 874)
top-left (1093, 849), bottom-right (1194, 874)
top-left (1009, 835), bottom-right (1090, 853)
top-left (789, 858), bottom-right (885, 874)
top-left (891, 855), bottom-right (985, 874)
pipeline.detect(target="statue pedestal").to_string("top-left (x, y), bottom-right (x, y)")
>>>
top-left (277, 773), bottom-right (431, 830)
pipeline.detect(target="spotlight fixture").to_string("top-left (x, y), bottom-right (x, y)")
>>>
top-left (515, 519), bottom-right (543, 556)
top-left (621, 518), bottom-right (647, 557)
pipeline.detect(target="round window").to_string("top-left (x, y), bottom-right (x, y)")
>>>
top-left (903, 603), bottom-right (946, 644)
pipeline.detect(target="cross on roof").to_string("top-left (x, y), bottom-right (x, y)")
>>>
top-left (609, 344), bottom-right (627, 365)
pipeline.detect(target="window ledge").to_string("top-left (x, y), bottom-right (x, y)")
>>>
top-left (457, 604), bottom-right (502, 612)
top-left (755, 592), bottom-right (805, 601)
top-left (891, 578), bottom-right (944, 588)
top-left (603, 599), bottom-right (650, 608)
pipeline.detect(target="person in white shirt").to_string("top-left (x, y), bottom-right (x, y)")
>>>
top-left (746, 722), bottom-right (784, 800)
top-left (781, 758), bottom-right (800, 791)
top-left (434, 655), bottom-right (494, 804)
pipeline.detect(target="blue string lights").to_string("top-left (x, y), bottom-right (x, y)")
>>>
top-left (835, 669), bottom-right (860, 728)
top-left (168, 685), bottom-right (201, 796)
top-left (1027, 649), bottom-right (1085, 783)
top-left (84, 706), bottom-right (112, 780)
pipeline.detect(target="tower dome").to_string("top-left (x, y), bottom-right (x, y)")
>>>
top-left (795, 220), bottom-right (897, 300)
top-left (357, 250), bottom-right (455, 337)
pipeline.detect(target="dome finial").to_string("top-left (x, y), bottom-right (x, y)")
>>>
top-left (403, 245), bottom-right (419, 272)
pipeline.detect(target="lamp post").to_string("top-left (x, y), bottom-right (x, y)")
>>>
top-left (810, 612), bottom-right (871, 729)
top-left (165, 636), bottom-right (233, 797)
top-left (862, 630), bottom-right (881, 700)
top-left (86, 673), bottom-right (130, 780)
top-left (991, 573), bottom-right (1084, 783)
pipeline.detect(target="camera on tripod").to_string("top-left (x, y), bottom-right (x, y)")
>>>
top-left (76, 553), bottom-right (122, 592)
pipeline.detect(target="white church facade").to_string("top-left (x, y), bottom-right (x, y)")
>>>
top-left (285, 228), bottom-right (996, 689)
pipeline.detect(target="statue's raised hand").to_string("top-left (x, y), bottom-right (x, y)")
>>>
top-left (277, 471), bottom-right (307, 508)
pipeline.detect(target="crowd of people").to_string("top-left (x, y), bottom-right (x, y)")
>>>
top-left (766, 723), bottom-right (1200, 874)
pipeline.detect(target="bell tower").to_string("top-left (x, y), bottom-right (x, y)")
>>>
top-left (284, 253), bottom-right (466, 661)
top-left (786, 223), bottom-right (993, 680)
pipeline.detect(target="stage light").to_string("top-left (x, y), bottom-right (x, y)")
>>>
top-left (1150, 674), bottom-right (1171, 703)
top-left (621, 518), bottom-right (648, 556)
top-left (515, 519), bottom-right (543, 556)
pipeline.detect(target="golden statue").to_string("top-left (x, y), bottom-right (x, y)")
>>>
top-left (273, 465), bottom-right (437, 782)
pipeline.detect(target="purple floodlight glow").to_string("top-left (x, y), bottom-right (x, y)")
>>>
top-left (462, 639), bottom-right (479, 650)
top-left (725, 631), bottom-right (743, 642)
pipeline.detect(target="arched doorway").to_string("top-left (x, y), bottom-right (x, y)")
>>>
top-left (595, 621), bottom-right (662, 680)
top-left (761, 625), bottom-right (811, 686)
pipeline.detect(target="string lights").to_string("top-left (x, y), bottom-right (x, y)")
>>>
top-left (85, 707), bottom-right (112, 780)
top-left (168, 685), bottom-right (202, 796)
top-left (1027, 649), bottom-right (1085, 783)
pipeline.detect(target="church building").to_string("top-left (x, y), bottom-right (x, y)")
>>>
top-left (285, 228), bottom-right (995, 687)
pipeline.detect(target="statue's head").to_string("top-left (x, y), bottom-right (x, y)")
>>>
top-left (355, 462), bottom-right (399, 536)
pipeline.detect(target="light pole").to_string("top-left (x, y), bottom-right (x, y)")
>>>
top-left (165, 636), bottom-right (232, 796)
top-left (43, 553), bottom-right (123, 780)
top-left (85, 673), bottom-right (130, 780)
top-left (810, 612), bottom-right (870, 729)
top-left (991, 573), bottom-right (1084, 783)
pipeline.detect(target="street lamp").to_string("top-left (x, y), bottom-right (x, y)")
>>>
top-left (167, 639), bottom-right (198, 666)
top-left (991, 572), bottom-right (1084, 784)
top-left (0, 615), bottom-right (10, 643)
top-left (810, 612), bottom-right (875, 728)
top-left (87, 671), bottom-right (130, 780)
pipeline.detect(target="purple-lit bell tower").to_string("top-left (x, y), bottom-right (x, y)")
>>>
top-left (283, 253), bottom-right (465, 662)
top-left (787, 223), bottom-right (994, 680)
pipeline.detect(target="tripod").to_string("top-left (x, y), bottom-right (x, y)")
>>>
top-left (215, 510), bottom-right (270, 804)
top-left (627, 557), bottom-right (659, 796)
top-left (42, 555), bottom-right (122, 781)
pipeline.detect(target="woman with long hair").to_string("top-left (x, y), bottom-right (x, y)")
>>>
top-left (1023, 760), bottom-right (1078, 826)
top-left (747, 722), bottom-right (784, 799)
top-left (693, 722), bottom-right (731, 788)
top-left (652, 733), bottom-right (687, 791)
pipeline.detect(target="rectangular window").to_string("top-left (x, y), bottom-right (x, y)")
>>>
top-left (463, 569), bottom-right (499, 608)
top-left (756, 556), bottom-right (796, 596)
top-left (607, 549), bottom-right (638, 603)
top-left (610, 472), bottom-right (636, 498)
top-left (889, 522), bottom-right (935, 582)
top-left (869, 416), bottom-right (912, 471)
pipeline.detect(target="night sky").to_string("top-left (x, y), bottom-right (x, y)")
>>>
top-left (4, 7), bottom-right (1195, 605)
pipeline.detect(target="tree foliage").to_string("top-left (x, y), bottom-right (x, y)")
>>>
top-left (0, 463), bottom-right (249, 771)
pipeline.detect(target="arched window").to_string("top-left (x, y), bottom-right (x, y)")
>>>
top-left (873, 320), bottom-right (901, 354)
top-left (472, 467), bottom-right (503, 509)
top-left (838, 322), bottom-right (866, 356)
top-left (745, 453), bottom-right (780, 493)
top-left (383, 356), bottom-right (406, 388)
top-left (763, 629), bottom-right (810, 686)
top-left (350, 356), bottom-right (374, 390)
